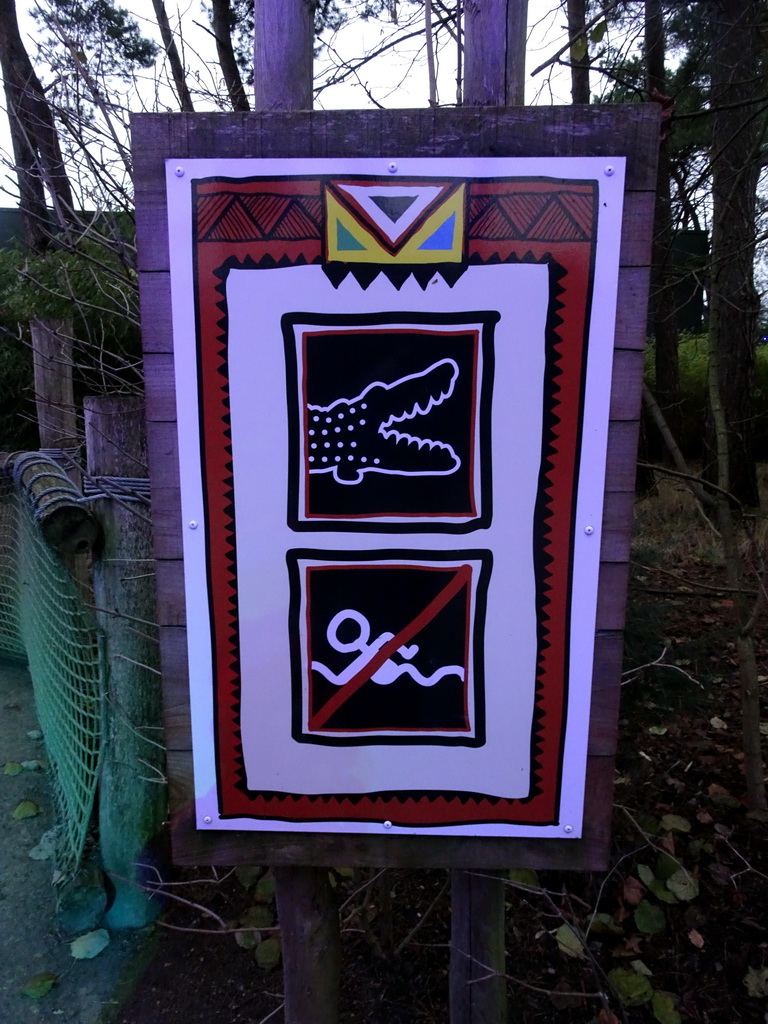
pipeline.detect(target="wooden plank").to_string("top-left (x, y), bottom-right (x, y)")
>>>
top-left (154, 559), bottom-right (186, 628)
top-left (131, 106), bottom-right (660, 189)
top-left (588, 631), bottom-right (625, 756)
top-left (166, 750), bottom-right (616, 871)
top-left (618, 191), bottom-right (656, 268)
top-left (146, 420), bottom-right (180, 489)
top-left (150, 488), bottom-right (183, 560)
top-left (604, 420), bottom-right (642, 492)
top-left (614, 266), bottom-right (651, 351)
top-left (139, 272), bottom-right (173, 354)
top-left (600, 490), bottom-right (636, 563)
top-left (143, 352), bottom-right (177, 422)
top-left (610, 349), bottom-right (645, 421)
top-left (596, 561), bottom-right (632, 632)
top-left (159, 626), bottom-right (191, 749)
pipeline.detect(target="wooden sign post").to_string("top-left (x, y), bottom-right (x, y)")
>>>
top-left (133, 104), bottom-right (658, 1022)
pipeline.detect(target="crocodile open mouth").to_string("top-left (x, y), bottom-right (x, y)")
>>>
top-left (306, 358), bottom-right (461, 485)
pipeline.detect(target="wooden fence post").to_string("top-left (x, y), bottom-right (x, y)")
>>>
top-left (252, 3), bottom-right (342, 1018)
top-left (450, 6), bottom-right (530, 1021)
top-left (450, 870), bottom-right (507, 1024)
top-left (85, 395), bottom-right (166, 928)
top-left (31, 318), bottom-right (77, 451)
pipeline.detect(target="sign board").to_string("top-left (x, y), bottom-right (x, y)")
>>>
top-left (165, 155), bottom-right (625, 839)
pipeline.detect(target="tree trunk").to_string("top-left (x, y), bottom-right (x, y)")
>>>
top-left (212, 0), bottom-right (250, 111)
top-left (151, 0), bottom-right (195, 112)
top-left (566, 0), bottom-right (590, 104)
top-left (0, 0), bottom-right (74, 251)
top-left (706, 0), bottom-right (761, 507)
top-left (645, 0), bottom-right (681, 452)
top-left (463, 0), bottom-right (528, 105)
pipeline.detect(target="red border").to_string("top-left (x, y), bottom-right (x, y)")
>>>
top-left (191, 175), bottom-right (597, 826)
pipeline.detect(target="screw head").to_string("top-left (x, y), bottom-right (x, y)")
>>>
top-left (383, 820), bottom-right (393, 829)
top-left (174, 165), bottom-right (185, 177)
top-left (203, 815), bottom-right (212, 824)
top-left (604, 164), bottom-right (615, 177)
top-left (387, 162), bottom-right (398, 174)
top-left (584, 525), bottom-right (594, 535)
top-left (563, 824), bottom-right (574, 834)
top-left (188, 520), bottom-right (199, 530)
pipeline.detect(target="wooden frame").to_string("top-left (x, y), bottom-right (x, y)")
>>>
top-left (133, 106), bottom-right (659, 870)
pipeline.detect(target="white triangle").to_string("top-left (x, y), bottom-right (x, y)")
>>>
top-left (335, 184), bottom-right (445, 245)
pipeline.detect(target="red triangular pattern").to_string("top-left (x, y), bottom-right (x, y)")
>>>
top-left (528, 197), bottom-right (589, 241)
top-left (470, 202), bottom-right (515, 239)
top-left (209, 197), bottom-right (266, 240)
top-left (240, 193), bottom-right (291, 236)
top-left (497, 194), bottom-right (550, 236)
top-left (197, 194), bottom-right (237, 238)
top-left (272, 200), bottom-right (322, 240)
top-left (562, 192), bottom-right (594, 236)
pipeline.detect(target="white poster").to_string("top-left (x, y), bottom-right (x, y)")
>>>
top-left (165, 157), bottom-right (625, 837)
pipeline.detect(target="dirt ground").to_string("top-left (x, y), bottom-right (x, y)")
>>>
top-left (0, 658), bottom-right (146, 1024)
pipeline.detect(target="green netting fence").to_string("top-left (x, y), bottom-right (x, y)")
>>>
top-left (0, 453), bottom-right (103, 877)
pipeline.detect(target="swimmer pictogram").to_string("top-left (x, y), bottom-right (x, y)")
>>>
top-left (288, 551), bottom-right (491, 746)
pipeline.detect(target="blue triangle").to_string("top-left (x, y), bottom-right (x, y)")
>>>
top-left (418, 212), bottom-right (456, 251)
top-left (337, 220), bottom-right (367, 251)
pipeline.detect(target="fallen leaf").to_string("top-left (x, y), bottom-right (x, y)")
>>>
top-left (696, 810), bottom-right (714, 824)
top-left (235, 866), bottom-right (262, 889)
top-left (70, 929), bottom-right (110, 960)
top-left (648, 879), bottom-right (678, 904)
top-left (688, 929), bottom-right (705, 949)
top-left (587, 912), bottom-right (623, 936)
top-left (3, 761), bottom-right (22, 776)
top-left (635, 900), bottom-right (666, 935)
top-left (255, 937), bottom-right (281, 970)
top-left (623, 876), bottom-right (645, 906)
top-left (666, 868), bottom-right (699, 902)
top-left (21, 759), bottom-right (45, 771)
top-left (555, 923), bottom-right (586, 959)
top-left (744, 965), bottom-right (768, 998)
top-left (637, 864), bottom-right (655, 887)
top-left (631, 958), bottom-right (653, 976)
top-left (652, 989), bottom-right (682, 1024)
top-left (660, 814), bottom-right (691, 834)
top-left (508, 868), bottom-right (540, 888)
top-left (254, 873), bottom-right (276, 903)
top-left (709, 863), bottom-right (733, 886)
top-left (12, 800), bottom-right (41, 820)
top-left (649, 726), bottom-right (668, 736)
top-left (20, 972), bottom-right (57, 999)
top-left (235, 928), bottom-right (260, 949)
top-left (710, 716), bottom-right (728, 730)
top-left (240, 905), bottom-right (274, 929)
top-left (608, 967), bottom-right (653, 1007)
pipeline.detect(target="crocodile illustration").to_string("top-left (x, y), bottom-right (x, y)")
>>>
top-left (306, 358), bottom-right (461, 485)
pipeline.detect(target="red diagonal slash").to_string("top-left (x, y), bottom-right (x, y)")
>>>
top-left (309, 563), bottom-right (472, 731)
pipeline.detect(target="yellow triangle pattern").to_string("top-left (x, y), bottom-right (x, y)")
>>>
top-left (326, 186), bottom-right (465, 264)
